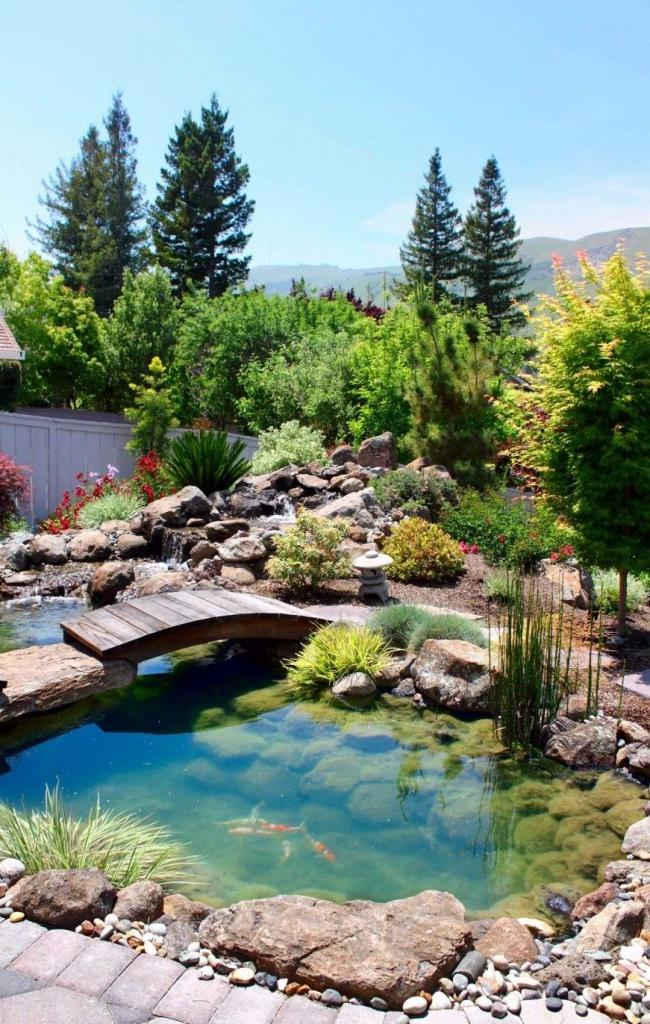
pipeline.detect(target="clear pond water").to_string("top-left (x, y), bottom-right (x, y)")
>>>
top-left (0, 599), bottom-right (645, 918)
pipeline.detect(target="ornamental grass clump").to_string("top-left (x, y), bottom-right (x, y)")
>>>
top-left (0, 786), bottom-right (193, 890)
top-left (369, 604), bottom-right (487, 651)
top-left (78, 491), bottom-right (146, 528)
top-left (285, 623), bottom-right (392, 698)
top-left (267, 510), bottom-right (351, 591)
top-left (383, 517), bottom-right (465, 583)
top-left (490, 575), bottom-right (577, 751)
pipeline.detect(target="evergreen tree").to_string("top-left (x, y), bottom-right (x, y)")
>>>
top-left (33, 95), bottom-right (146, 315)
top-left (151, 94), bottom-right (254, 298)
top-left (463, 156), bottom-right (531, 330)
top-left (400, 148), bottom-right (462, 297)
top-left (103, 93), bottom-right (148, 292)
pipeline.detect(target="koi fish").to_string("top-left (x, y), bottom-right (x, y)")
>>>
top-left (280, 840), bottom-right (293, 862)
top-left (227, 826), bottom-right (276, 836)
top-left (306, 834), bottom-right (336, 862)
top-left (218, 801), bottom-right (266, 828)
top-left (257, 822), bottom-right (304, 833)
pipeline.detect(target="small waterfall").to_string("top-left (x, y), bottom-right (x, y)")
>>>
top-left (159, 528), bottom-right (205, 565)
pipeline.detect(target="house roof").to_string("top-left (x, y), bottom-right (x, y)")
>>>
top-left (0, 313), bottom-right (23, 360)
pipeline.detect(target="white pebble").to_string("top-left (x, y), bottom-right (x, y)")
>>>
top-left (230, 967), bottom-right (255, 986)
top-left (198, 965), bottom-right (215, 980)
top-left (403, 995), bottom-right (429, 1017)
top-left (505, 992), bottom-right (521, 1014)
top-left (143, 941), bottom-right (157, 956)
top-left (430, 992), bottom-right (452, 1010)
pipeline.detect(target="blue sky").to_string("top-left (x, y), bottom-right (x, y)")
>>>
top-left (2, 0), bottom-right (649, 267)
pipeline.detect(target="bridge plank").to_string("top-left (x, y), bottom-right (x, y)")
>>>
top-left (106, 602), bottom-right (171, 634)
top-left (166, 590), bottom-right (235, 618)
top-left (64, 616), bottom-right (130, 656)
top-left (86, 608), bottom-right (149, 642)
top-left (138, 594), bottom-right (200, 626)
top-left (170, 589), bottom-right (260, 616)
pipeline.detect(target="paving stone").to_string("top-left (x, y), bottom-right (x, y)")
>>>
top-left (426, 1011), bottom-right (467, 1024)
top-left (146, 1019), bottom-right (185, 1024)
top-left (208, 985), bottom-right (284, 1023)
top-left (337, 1004), bottom-right (385, 1022)
top-left (57, 939), bottom-right (137, 997)
top-left (10, 927), bottom-right (90, 983)
top-left (154, 969), bottom-right (230, 1024)
top-left (0, 985), bottom-right (115, 1023)
top-left (104, 955), bottom-right (185, 1012)
top-left (0, 920), bottom-right (45, 968)
top-left (0, 966), bottom-right (43, 997)
top-left (561, 1007), bottom-right (610, 1024)
top-left (108, 1006), bottom-right (151, 1024)
top-left (272, 995), bottom-right (339, 1023)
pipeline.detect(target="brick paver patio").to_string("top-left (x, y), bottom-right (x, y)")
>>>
top-left (0, 920), bottom-right (611, 1024)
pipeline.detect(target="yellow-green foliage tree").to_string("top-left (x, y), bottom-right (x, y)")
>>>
top-left (125, 357), bottom-right (179, 456)
top-left (535, 250), bottom-right (650, 633)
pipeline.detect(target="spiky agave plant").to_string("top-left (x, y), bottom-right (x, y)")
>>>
top-left (166, 430), bottom-right (251, 494)
top-left (0, 786), bottom-right (195, 889)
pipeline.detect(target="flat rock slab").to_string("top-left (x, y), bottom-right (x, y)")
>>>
top-left (199, 890), bottom-right (470, 1008)
top-left (622, 669), bottom-right (650, 697)
top-left (0, 643), bottom-right (135, 724)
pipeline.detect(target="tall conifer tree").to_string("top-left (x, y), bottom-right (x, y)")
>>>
top-left (34, 94), bottom-right (146, 314)
top-left (463, 156), bottom-right (531, 330)
top-left (151, 94), bottom-right (254, 297)
top-left (400, 149), bottom-right (462, 297)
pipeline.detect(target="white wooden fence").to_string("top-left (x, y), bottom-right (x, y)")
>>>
top-left (0, 410), bottom-right (258, 527)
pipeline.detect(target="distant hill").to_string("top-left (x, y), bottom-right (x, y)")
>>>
top-left (248, 227), bottom-right (650, 302)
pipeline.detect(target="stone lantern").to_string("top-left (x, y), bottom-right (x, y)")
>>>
top-left (353, 550), bottom-right (393, 603)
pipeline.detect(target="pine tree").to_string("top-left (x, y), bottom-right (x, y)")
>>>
top-left (463, 156), bottom-right (531, 330)
top-left (103, 93), bottom-right (148, 293)
top-left (400, 148), bottom-right (462, 297)
top-left (151, 94), bottom-right (254, 298)
top-left (33, 95), bottom-right (147, 315)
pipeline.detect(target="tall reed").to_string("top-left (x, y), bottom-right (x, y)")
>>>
top-left (489, 574), bottom-right (574, 751)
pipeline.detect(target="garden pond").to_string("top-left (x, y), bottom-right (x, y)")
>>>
top-left (0, 598), bottom-right (645, 920)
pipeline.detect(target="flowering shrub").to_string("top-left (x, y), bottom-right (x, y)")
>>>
top-left (43, 465), bottom-right (120, 534)
top-left (459, 541), bottom-right (480, 555)
top-left (549, 545), bottom-right (575, 563)
top-left (0, 452), bottom-right (30, 536)
top-left (383, 518), bottom-right (466, 583)
top-left (131, 451), bottom-right (172, 502)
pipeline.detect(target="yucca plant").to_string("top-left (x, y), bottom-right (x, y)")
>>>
top-left (0, 786), bottom-right (194, 890)
top-left (166, 430), bottom-right (251, 494)
top-left (285, 623), bottom-right (392, 698)
top-left (78, 491), bottom-right (146, 528)
top-left (489, 575), bottom-right (575, 751)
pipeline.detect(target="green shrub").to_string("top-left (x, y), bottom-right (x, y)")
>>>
top-left (592, 568), bottom-right (648, 613)
top-left (267, 511), bottom-right (350, 590)
top-left (383, 518), bottom-right (465, 583)
top-left (78, 491), bottom-right (145, 528)
top-left (408, 613), bottom-right (487, 652)
top-left (285, 623), bottom-right (392, 698)
top-left (251, 420), bottom-right (327, 474)
top-left (125, 356), bottom-right (179, 457)
top-left (0, 786), bottom-right (192, 889)
top-left (372, 468), bottom-right (458, 520)
top-left (369, 604), bottom-right (486, 650)
top-left (166, 430), bottom-right (251, 494)
top-left (442, 490), bottom-right (572, 568)
top-left (486, 567), bottom-right (513, 603)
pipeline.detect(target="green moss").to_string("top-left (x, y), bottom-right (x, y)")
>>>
top-left (606, 799), bottom-right (647, 838)
top-left (513, 813), bottom-right (558, 853)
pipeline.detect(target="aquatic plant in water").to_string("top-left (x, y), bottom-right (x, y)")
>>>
top-left (0, 786), bottom-right (194, 889)
top-left (285, 623), bottom-right (392, 698)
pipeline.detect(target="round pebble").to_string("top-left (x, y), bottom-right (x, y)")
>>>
top-left (575, 1007), bottom-right (588, 1018)
top-left (321, 989), bottom-right (343, 1007)
top-left (505, 992), bottom-right (522, 1014)
top-left (370, 997), bottom-right (389, 1011)
top-left (477, 996), bottom-right (493, 1011)
top-left (197, 966), bottom-right (214, 981)
top-left (230, 967), bottom-right (255, 986)
top-left (8, 911), bottom-right (24, 923)
top-left (545, 997), bottom-right (563, 1013)
top-left (402, 995), bottom-right (428, 1017)
top-left (491, 1002), bottom-right (507, 1019)
top-left (429, 992), bottom-right (452, 1011)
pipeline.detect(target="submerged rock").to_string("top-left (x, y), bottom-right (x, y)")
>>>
top-left (199, 890), bottom-right (470, 1007)
top-left (13, 868), bottom-right (116, 928)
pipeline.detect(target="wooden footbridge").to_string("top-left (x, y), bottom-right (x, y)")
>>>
top-left (62, 589), bottom-right (337, 663)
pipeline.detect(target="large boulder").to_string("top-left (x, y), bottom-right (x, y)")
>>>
top-left (163, 892), bottom-right (214, 928)
top-left (314, 488), bottom-right (381, 528)
top-left (205, 519), bottom-right (250, 542)
top-left (357, 432), bottom-right (398, 470)
top-left (540, 559), bottom-right (592, 610)
top-left (12, 868), bottom-right (116, 929)
top-left (28, 534), bottom-right (67, 566)
top-left (0, 534), bottom-right (31, 571)
top-left (575, 899), bottom-right (644, 952)
top-left (617, 742), bottom-right (650, 779)
top-left (332, 672), bottom-right (377, 706)
top-left (217, 534), bottom-right (267, 564)
top-left (622, 815), bottom-right (650, 858)
top-left (67, 529), bottom-right (112, 562)
top-left (113, 880), bottom-right (164, 923)
top-left (331, 445), bottom-right (356, 466)
top-left (115, 532), bottom-right (150, 559)
top-left (140, 487), bottom-right (211, 536)
top-left (199, 890), bottom-right (470, 1008)
top-left (88, 561), bottom-right (134, 607)
top-left (0, 643), bottom-right (135, 724)
top-left (474, 917), bottom-right (538, 965)
top-left (570, 882), bottom-right (620, 922)
top-left (296, 473), bottom-right (329, 493)
top-left (139, 570), bottom-right (191, 596)
top-left (545, 717), bottom-right (617, 769)
top-left (411, 639), bottom-right (491, 714)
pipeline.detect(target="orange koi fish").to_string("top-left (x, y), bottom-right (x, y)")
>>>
top-left (307, 835), bottom-right (336, 862)
top-left (257, 822), bottom-right (304, 833)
